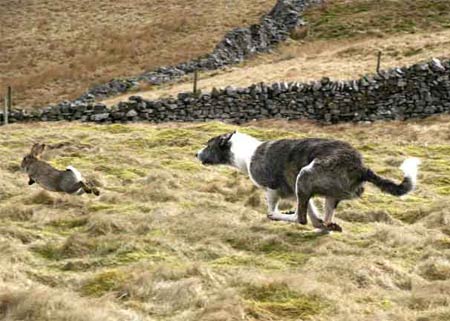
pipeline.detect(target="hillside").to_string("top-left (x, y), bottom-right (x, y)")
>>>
top-left (3, 0), bottom-right (450, 109)
top-left (101, 0), bottom-right (450, 105)
top-left (0, 0), bottom-right (275, 107)
top-left (1, 116), bottom-right (450, 321)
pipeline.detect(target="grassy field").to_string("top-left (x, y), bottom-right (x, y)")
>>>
top-left (0, 0), bottom-right (274, 108)
top-left (1, 116), bottom-right (449, 320)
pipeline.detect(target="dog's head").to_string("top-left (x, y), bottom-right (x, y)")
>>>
top-left (196, 131), bottom-right (235, 165)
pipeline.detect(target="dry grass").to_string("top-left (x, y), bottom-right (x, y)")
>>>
top-left (0, 0), bottom-right (275, 107)
top-left (0, 116), bottom-right (449, 320)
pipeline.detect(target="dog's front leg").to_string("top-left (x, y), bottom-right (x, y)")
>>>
top-left (266, 189), bottom-right (280, 218)
top-left (266, 189), bottom-right (298, 222)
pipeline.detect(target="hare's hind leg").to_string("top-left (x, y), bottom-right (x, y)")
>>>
top-left (79, 181), bottom-right (100, 196)
top-left (65, 166), bottom-right (100, 196)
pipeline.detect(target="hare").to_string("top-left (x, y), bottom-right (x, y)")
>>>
top-left (21, 143), bottom-right (100, 196)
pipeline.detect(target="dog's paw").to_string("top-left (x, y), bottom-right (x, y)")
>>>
top-left (312, 218), bottom-right (325, 229)
top-left (92, 188), bottom-right (100, 196)
top-left (324, 222), bottom-right (343, 232)
top-left (297, 216), bottom-right (308, 225)
top-left (267, 214), bottom-right (281, 221)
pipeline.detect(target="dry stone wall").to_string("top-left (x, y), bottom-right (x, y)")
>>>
top-left (2, 58), bottom-right (449, 125)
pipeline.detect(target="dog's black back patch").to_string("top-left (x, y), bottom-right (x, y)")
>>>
top-left (249, 138), bottom-right (364, 197)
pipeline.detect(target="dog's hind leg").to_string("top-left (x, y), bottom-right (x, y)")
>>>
top-left (308, 199), bottom-right (325, 229)
top-left (296, 196), bottom-right (309, 225)
top-left (295, 160), bottom-right (316, 225)
top-left (324, 197), bottom-right (342, 232)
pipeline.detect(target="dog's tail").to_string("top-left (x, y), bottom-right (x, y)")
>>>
top-left (363, 158), bottom-right (421, 196)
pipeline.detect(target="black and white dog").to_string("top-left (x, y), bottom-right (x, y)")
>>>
top-left (196, 131), bottom-right (420, 232)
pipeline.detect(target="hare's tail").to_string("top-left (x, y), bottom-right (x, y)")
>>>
top-left (66, 166), bottom-right (83, 182)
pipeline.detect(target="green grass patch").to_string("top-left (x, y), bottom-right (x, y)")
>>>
top-left (80, 269), bottom-right (127, 297)
top-left (160, 159), bottom-right (203, 171)
top-left (242, 283), bottom-right (326, 320)
top-left (33, 242), bottom-right (62, 260)
top-left (95, 164), bottom-right (147, 180)
top-left (303, 0), bottom-right (450, 40)
top-left (87, 202), bottom-right (115, 212)
top-left (266, 251), bottom-right (309, 267)
top-left (49, 218), bottom-right (88, 229)
top-left (96, 124), bottom-right (137, 134)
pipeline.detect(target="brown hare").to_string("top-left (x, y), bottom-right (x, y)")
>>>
top-left (21, 143), bottom-right (100, 196)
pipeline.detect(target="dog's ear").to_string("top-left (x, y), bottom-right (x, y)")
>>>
top-left (31, 143), bottom-right (46, 156)
top-left (219, 131), bottom-right (235, 147)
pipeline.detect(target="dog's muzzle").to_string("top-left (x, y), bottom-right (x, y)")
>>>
top-left (196, 149), bottom-right (210, 165)
top-left (196, 148), bottom-right (204, 160)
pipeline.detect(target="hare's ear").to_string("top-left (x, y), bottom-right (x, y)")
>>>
top-left (31, 143), bottom-right (46, 156)
top-left (30, 143), bottom-right (40, 155)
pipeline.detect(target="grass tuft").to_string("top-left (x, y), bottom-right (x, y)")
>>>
top-left (81, 270), bottom-right (127, 297)
top-left (242, 282), bottom-right (325, 320)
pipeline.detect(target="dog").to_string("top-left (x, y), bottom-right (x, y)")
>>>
top-left (21, 143), bottom-right (100, 196)
top-left (196, 131), bottom-right (420, 232)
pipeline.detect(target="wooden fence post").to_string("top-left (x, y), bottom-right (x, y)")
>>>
top-left (376, 51), bottom-right (382, 74)
top-left (3, 86), bottom-right (12, 125)
top-left (3, 96), bottom-right (7, 125)
top-left (193, 70), bottom-right (198, 95)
